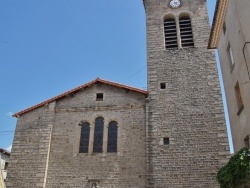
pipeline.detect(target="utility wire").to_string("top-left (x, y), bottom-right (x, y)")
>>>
top-left (0, 131), bottom-right (14, 133)
top-left (126, 66), bottom-right (146, 80)
top-left (0, 131), bottom-right (15, 136)
top-left (0, 133), bottom-right (14, 136)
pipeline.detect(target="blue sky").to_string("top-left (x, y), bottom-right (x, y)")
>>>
top-left (0, 0), bottom-right (233, 152)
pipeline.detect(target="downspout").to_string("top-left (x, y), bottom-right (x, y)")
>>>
top-left (242, 42), bottom-right (250, 79)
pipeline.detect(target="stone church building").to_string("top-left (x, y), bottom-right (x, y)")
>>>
top-left (7, 0), bottom-right (230, 187)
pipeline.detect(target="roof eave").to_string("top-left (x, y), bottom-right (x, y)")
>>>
top-left (208, 0), bottom-right (229, 49)
top-left (0, 148), bottom-right (11, 156)
top-left (13, 78), bottom-right (148, 117)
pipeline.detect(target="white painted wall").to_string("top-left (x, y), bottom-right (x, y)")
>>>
top-left (0, 153), bottom-right (9, 181)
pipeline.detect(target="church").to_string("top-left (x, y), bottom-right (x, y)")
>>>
top-left (6, 0), bottom-right (230, 187)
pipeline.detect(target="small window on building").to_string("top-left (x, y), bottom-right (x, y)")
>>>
top-left (160, 83), bottom-right (166, 89)
top-left (223, 22), bottom-right (226, 34)
top-left (179, 16), bottom-right (194, 48)
top-left (164, 137), bottom-right (170, 145)
top-left (164, 17), bottom-right (178, 49)
top-left (4, 162), bottom-right (8, 170)
top-left (227, 44), bottom-right (235, 69)
top-left (244, 135), bottom-right (249, 148)
top-left (79, 122), bottom-right (90, 153)
top-left (235, 82), bottom-right (244, 115)
top-left (96, 93), bottom-right (103, 101)
top-left (107, 121), bottom-right (118, 153)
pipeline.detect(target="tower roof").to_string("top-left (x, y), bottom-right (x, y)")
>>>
top-left (13, 78), bottom-right (148, 117)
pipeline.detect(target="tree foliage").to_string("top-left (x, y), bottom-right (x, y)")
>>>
top-left (217, 147), bottom-right (250, 188)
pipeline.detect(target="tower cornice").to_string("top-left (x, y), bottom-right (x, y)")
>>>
top-left (208, 0), bottom-right (229, 49)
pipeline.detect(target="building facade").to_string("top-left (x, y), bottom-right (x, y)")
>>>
top-left (0, 169), bottom-right (4, 188)
top-left (7, 0), bottom-right (230, 187)
top-left (0, 149), bottom-right (10, 188)
top-left (209, 0), bottom-right (250, 152)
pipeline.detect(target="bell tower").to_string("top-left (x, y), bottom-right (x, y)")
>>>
top-left (144, 0), bottom-right (230, 187)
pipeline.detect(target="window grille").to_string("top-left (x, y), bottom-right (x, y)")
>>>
top-left (179, 16), bottom-right (194, 48)
top-left (107, 121), bottom-right (118, 153)
top-left (79, 122), bottom-right (90, 153)
top-left (164, 18), bottom-right (178, 49)
top-left (93, 117), bottom-right (104, 153)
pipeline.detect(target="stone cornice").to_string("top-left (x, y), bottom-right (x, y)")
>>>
top-left (55, 104), bottom-right (145, 113)
top-left (208, 0), bottom-right (229, 49)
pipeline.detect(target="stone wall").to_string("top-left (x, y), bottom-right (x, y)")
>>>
top-left (6, 102), bottom-right (54, 188)
top-left (145, 0), bottom-right (230, 187)
top-left (7, 83), bottom-right (147, 188)
top-left (46, 84), bottom-right (147, 187)
top-left (6, 1), bottom-right (232, 187)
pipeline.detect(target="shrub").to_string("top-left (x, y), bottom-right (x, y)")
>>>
top-left (217, 147), bottom-right (250, 188)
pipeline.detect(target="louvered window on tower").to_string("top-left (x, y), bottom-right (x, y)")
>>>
top-left (164, 18), bottom-right (178, 49)
top-left (179, 16), bottom-right (194, 48)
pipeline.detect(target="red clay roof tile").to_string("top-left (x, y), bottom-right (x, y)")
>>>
top-left (13, 78), bottom-right (148, 117)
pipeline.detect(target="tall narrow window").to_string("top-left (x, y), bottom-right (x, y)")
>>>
top-left (223, 22), bottom-right (226, 34)
top-left (227, 44), bottom-right (235, 69)
top-left (235, 82), bottom-right (244, 114)
top-left (93, 117), bottom-right (104, 153)
top-left (79, 122), bottom-right (90, 153)
top-left (179, 16), bottom-right (194, 48)
top-left (107, 121), bottom-right (118, 153)
top-left (164, 17), bottom-right (178, 49)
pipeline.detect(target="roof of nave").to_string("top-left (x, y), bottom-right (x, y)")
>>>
top-left (13, 78), bottom-right (148, 117)
top-left (208, 0), bottom-right (229, 49)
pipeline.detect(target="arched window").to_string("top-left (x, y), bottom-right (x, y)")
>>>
top-left (93, 117), bottom-right (104, 153)
top-left (107, 121), bottom-right (118, 153)
top-left (164, 17), bottom-right (178, 49)
top-left (79, 122), bottom-right (90, 153)
top-left (179, 16), bottom-right (194, 48)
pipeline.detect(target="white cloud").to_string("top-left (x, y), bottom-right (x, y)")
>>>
top-left (5, 145), bottom-right (12, 152)
top-left (5, 112), bottom-right (13, 116)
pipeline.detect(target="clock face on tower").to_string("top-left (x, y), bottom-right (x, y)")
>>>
top-left (169, 0), bottom-right (182, 9)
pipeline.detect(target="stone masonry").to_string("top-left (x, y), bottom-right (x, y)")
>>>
top-left (145, 0), bottom-right (230, 187)
top-left (6, 0), bottom-right (230, 187)
top-left (7, 83), bottom-right (148, 187)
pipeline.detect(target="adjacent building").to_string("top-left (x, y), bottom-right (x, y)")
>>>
top-left (0, 170), bottom-right (3, 188)
top-left (209, 0), bottom-right (250, 152)
top-left (7, 0), bottom-right (230, 187)
top-left (0, 149), bottom-right (10, 188)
